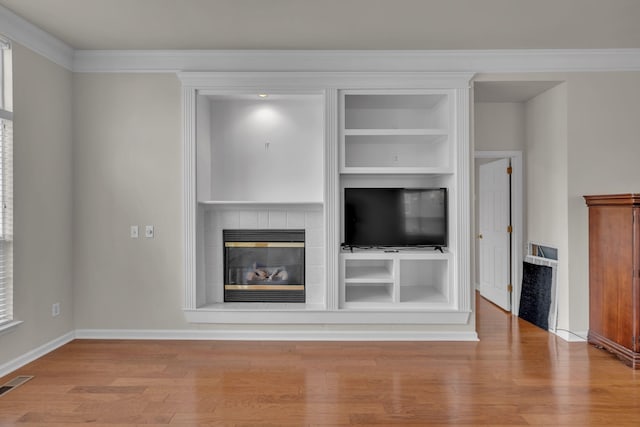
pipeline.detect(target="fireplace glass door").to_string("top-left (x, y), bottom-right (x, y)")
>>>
top-left (224, 230), bottom-right (305, 302)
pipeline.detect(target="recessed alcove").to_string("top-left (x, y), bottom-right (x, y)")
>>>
top-left (196, 92), bottom-right (324, 204)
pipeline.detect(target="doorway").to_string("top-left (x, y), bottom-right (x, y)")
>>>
top-left (474, 151), bottom-right (523, 315)
top-left (473, 80), bottom-right (563, 317)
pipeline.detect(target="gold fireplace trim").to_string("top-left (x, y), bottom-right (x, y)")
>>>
top-left (225, 242), bottom-right (305, 248)
top-left (224, 284), bottom-right (305, 290)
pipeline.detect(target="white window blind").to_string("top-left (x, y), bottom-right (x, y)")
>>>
top-left (0, 37), bottom-right (12, 326)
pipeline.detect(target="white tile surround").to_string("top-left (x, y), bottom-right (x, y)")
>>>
top-left (203, 206), bottom-right (325, 306)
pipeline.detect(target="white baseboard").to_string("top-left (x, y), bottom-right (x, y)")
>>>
top-left (75, 328), bottom-right (479, 342)
top-left (0, 331), bottom-right (75, 378)
top-left (553, 329), bottom-right (588, 342)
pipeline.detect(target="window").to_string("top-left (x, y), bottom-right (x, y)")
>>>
top-left (0, 37), bottom-right (12, 327)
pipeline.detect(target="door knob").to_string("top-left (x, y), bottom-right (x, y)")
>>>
top-left (478, 233), bottom-right (483, 239)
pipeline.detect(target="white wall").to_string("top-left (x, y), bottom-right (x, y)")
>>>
top-left (0, 43), bottom-right (73, 367)
top-left (474, 102), bottom-right (526, 152)
top-left (567, 72), bottom-right (640, 333)
top-left (525, 83), bottom-right (569, 329)
top-left (72, 73), bottom-right (188, 329)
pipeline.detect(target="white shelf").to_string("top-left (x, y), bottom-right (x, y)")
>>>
top-left (343, 129), bottom-right (448, 136)
top-left (400, 285), bottom-right (448, 304)
top-left (199, 200), bottom-right (323, 208)
top-left (197, 302), bottom-right (326, 311)
top-left (345, 283), bottom-right (394, 304)
top-left (340, 167), bottom-right (453, 175)
top-left (345, 266), bottom-right (393, 282)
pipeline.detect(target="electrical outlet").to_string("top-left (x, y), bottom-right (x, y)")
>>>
top-left (145, 225), bottom-right (154, 238)
top-left (130, 225), bottom-right (139, 238)
top-left (52, 303), bottom-right (60, 317)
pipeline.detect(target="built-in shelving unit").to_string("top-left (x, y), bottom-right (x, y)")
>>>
top-left (180, 72), bottom-right (473, 328)
top-left (338, 88), bottom-right (464, 312)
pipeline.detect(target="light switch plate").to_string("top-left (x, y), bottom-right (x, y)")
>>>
top-left (130, 225), bottom-right (139, 238)
top-left (145, 225), bottom-right (154, 238)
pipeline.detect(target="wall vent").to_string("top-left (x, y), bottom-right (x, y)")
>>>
top-left (0, 375), bottom-right (33, 397)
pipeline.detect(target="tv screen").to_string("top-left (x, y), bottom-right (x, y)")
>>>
top-left (344, 188), bottom-right (447, 248)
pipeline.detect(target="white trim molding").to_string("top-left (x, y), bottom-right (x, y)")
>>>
top-left (178, 71), bottom-right (475, 90)
top-left (183, 308), bottom-right (473, 325)
top-left (553, 329), bottom-right (588, 343)
top-left (75, 328), bottom-right (479, 342)
top-left (74, 49), bottom-right (640, 74)
top-left (0, 331), bottom-right (74, 378)
top-left (0, 4), bottom-right (73, 70)
top-left (0, 320), bottom-right (22, 337)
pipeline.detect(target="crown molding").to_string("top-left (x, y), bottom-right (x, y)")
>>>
top-left (0, 5), bottom-right (73, 70)
top-left (1, 3), bottom-right (640, 74)
top-left (177, 71), bottom-right (475, 90)
top-left (73, 49), bottom-right (640, 74)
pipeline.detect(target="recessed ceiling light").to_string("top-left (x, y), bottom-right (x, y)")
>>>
top-left (258, 94), bottom-right (268, 98)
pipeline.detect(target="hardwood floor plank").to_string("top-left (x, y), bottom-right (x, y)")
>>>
top-left (1, 294), bottom-right (640, 425)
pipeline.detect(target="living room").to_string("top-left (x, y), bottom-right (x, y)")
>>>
top-left (1, 1), bottom-right (640, 424)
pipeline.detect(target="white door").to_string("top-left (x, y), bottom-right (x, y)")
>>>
top-left (478, 158), bottom-right (511, 311)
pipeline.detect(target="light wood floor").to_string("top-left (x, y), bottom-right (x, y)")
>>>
top-left (1, 295), bottom-right (639, 426)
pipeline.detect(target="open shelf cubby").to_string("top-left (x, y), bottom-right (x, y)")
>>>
top-left (340, 91), bottom-right (453, 174)
top-left (340, 251), bottom-right (452, 309)
top-left (343, 134), bottom-right (449, 171)
top-left (399, 258), bottom-right (449, 304)
top-left (345, 283), bottom-right (394, 305)
top-left (344, 93), bottom-right (449, 130)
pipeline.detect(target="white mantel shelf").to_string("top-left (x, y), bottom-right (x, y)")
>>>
top-left (199, 201), bottom-right (323, 208)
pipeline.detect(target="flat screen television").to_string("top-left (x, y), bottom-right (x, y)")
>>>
top-left (344, 187), bottom-right (448, 248)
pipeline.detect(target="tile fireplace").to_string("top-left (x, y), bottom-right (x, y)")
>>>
top-left (223, 229), bottom-right (305, 303)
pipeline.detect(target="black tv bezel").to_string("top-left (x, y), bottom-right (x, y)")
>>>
top-left (342, 187), bottom-right (448, 250)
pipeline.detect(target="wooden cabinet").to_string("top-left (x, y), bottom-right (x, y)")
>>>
top-left (584, 194), bottom-right (640, 368)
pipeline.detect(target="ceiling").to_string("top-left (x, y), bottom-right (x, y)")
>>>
top-left (474, 81), bottom-right (562, 103)
top-left (1, 0), bottom-right (640, 51)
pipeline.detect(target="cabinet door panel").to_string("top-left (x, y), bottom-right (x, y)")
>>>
top-left (589, 206), bottom-right (635, 348)
top-left (634, 208), bottom-right (640, 352)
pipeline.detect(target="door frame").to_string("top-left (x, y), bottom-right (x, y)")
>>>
top-left (474, 150), bottom-right (523, 315)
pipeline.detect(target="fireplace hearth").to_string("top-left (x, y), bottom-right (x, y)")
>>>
top-left (223, 229), bottom-right (305, 303)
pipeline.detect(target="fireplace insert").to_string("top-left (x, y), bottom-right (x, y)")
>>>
top-left (223, 229), bottom-right (305, 303)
